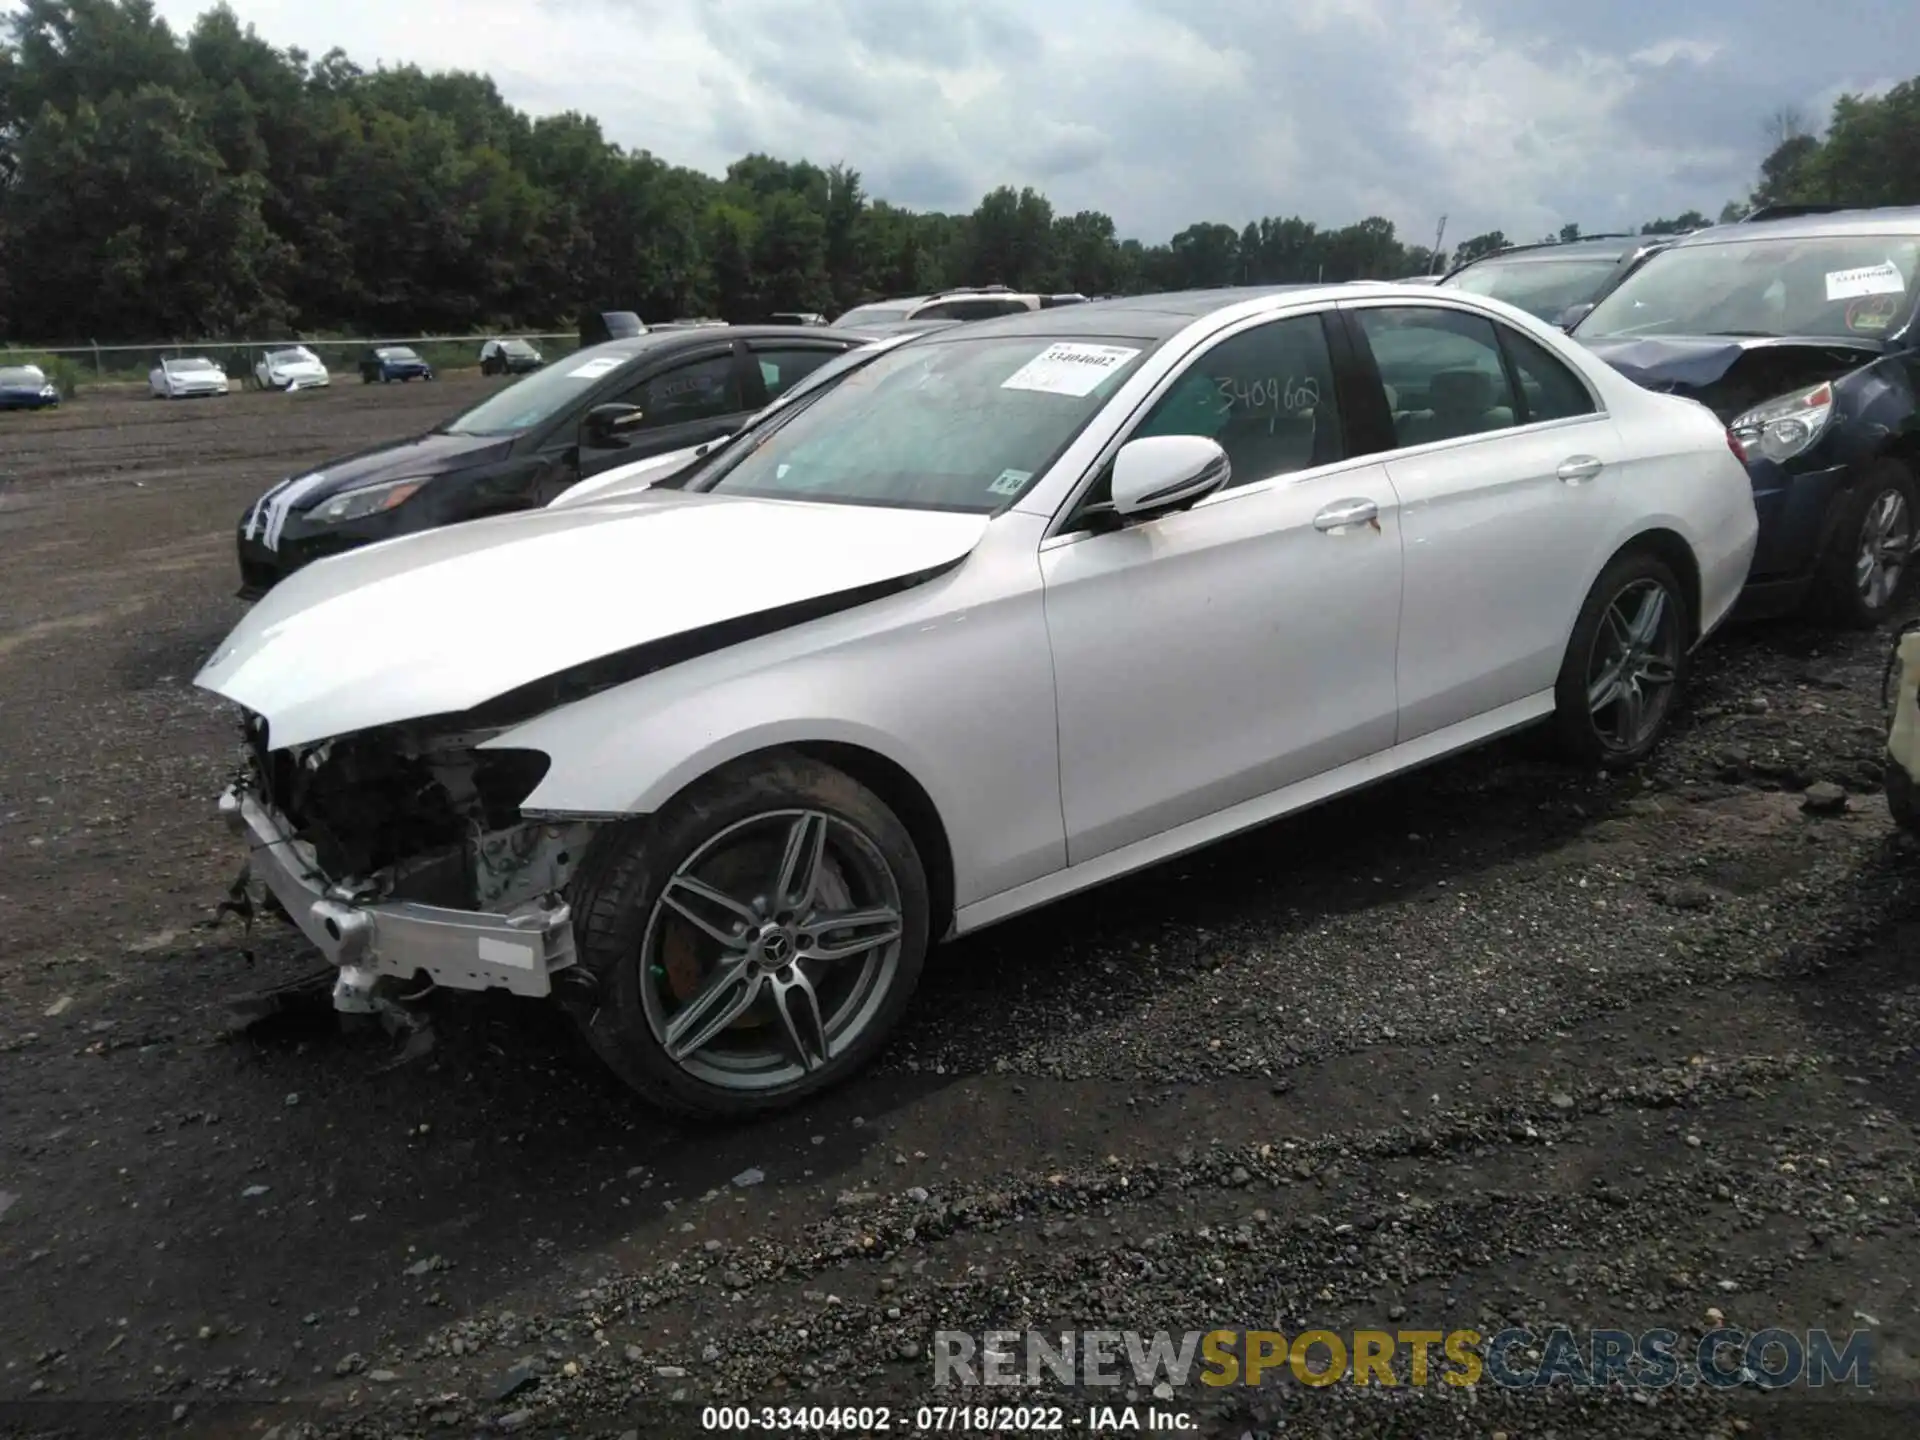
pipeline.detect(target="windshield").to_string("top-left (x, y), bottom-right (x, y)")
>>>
top-left (1447, 256), bottom-right (1622, 320)
top-left (502, 340), bottom-right (537, 355)
top-left (699, 334), bottom-right (1150, 512)
top-left (170, 358), bottom-right (217, 372)
top-left (0, 366), bottom-right (45, 386)
top-left (1579, 234), bottom-right (1920, 340)
top-left (834, 304), bottom-right (912, 328)
top-left (379, 347), bottom-right (420, 360)
top-left (442, 344), bottom-right (637, 436)
top-left (266, 349), bottom-right (314, 364)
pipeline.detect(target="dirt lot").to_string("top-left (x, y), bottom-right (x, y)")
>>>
top-left (2, 385), bottom-right (1918, 1439)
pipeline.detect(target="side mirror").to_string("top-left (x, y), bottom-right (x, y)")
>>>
top-left (582, 402), bottom-right (645, 448)
top-left (1109, 435), bottom-right (1231, 519)
top-left (1555, 302), bottom-right (1595, 332)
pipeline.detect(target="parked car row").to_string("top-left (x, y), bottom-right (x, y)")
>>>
top-left (832, 284), bottom-right (1088, 336)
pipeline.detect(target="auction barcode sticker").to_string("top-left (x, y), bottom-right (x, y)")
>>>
top-left (1825, 260), bottom-right (1906, 302)
top-left (1001, 343), bottom-right (1141, 398)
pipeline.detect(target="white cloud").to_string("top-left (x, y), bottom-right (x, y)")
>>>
top-left (111, 0), bottom-right (1912, 243)
top-left (1631, 38), bottom-right (1723, 67)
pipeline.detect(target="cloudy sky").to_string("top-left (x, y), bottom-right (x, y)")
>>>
top-left (134, 0), bottom-right (1917, 246)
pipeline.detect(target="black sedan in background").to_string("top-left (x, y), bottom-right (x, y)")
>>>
top-left (358, 345), bottom-right (436, 383)
top-left (236, 325), bottom-right (866, 597)
top-left (480, 337), bottom-right (545, 375)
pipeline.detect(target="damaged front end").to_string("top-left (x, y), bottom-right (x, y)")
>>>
top-left (221, 711), bottom-right (597, 1014)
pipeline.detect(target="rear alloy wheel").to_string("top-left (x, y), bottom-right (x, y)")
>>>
top-left (1553, 550), bottom-right (1689, 768)
top-left (568, 754), bottom-right (929, 1119)
top-left (1819, 463), bottom-right (1917, 627)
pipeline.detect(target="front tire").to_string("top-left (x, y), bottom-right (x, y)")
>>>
top-left (568, 753), bottom-right (929, 1120)
top-left (1815, 460), bottom-right (1916, 628)
top-left (1552, 548), bottom-right (1690, 768)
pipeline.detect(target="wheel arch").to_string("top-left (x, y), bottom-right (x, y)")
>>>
top-left (558, 736), bottom-right (962, 944)
top-left (789, 741), bottom-right (957, 943)
top-left (1607, 526), bottom-right (1702, 644)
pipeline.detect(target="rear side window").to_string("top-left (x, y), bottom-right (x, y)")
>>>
top-left (1351, 307), bottom-right (1520, 447)
top-left (754, 347), bottom-right (843, 402)
top-left (1497, 327), bottom-right (1597, 423)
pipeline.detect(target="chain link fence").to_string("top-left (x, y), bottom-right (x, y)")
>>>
top-left (0, 332), bottom-right (584, 389)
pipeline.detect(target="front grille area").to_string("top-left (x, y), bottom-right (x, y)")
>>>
top-left (241, 714), bottom-right (549, 881)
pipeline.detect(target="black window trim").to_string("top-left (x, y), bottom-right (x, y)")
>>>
top-left (1046, 304), bottom-right (1381, 542)
top-left (740, 336), bottom-right (861, 408)
top-left (523, 340), bottom-right (744, 454)
top-left (1333, 296), bottom-right (1609, 461)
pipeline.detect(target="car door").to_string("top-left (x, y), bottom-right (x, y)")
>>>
top-left (1338, 299), bottom-right (1620, 742)
top-left (1039, 308), bottom-right (1404, 865)
top-left (530, 345), bottom-right (753, 503)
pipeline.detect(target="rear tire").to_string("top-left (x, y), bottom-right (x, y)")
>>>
top-left (1814, 460), bottom-right (1916, 628)
top-left (1551, 548), bottom-right (1691, 769)
top-left (567, 753), bottom-right (929, 1120)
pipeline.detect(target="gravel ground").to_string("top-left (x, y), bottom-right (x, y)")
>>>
top-left (1, 388), bottom-right (1917, 1439)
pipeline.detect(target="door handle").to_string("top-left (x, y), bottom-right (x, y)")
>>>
top-left (1557, 455), bottom-right (1604, 484)
top-left (1313, 497), bottom-right (1380, 533)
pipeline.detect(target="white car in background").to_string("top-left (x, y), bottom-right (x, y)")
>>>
top-left (150, 356), bottom-right (230, 399)
top-left (254, 346), bottom-right (330, 391)
top-left (199, 284), bottom-right (1757, 1120)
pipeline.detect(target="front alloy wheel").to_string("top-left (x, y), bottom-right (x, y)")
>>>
top-left (568, 754), bottom-right (930, 1119)
top-left (642, 810), bottom-right (905, 1089)
top-left (1553, 549), bottom-right (1690, 768)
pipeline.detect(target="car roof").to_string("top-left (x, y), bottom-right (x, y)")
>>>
top-left (1657, 205), bottom-right (1920, 249)
top-left (554, 325), bottom-right (870, 366)
top-left (913, 285), bottom-right (1334, 341)
top-left (1454, 235), bottom-right (1655, 269)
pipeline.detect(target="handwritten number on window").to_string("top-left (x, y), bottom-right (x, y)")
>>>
top-left (1214, 375), bottom-right (1320, 414)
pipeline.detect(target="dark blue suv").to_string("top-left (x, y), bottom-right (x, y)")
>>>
top-left (1574, 208), bottom-right (1920, 626)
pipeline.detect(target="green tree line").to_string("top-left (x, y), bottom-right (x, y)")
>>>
top-left (3, 0), bottom-right (1916, 344)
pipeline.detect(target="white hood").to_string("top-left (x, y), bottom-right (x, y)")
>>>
top-left (195, 491), bottom-right (990, 750)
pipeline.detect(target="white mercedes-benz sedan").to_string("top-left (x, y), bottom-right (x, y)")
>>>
top-left (196, 284), bottom-right (1758, 1118)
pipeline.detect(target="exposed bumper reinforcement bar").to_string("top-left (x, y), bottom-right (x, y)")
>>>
top-left (219, 786), bottom-right (576, 1009)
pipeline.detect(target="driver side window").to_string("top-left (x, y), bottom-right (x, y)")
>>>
top-left (1132, 313), bottom-right (1345, 492)
top-left (610, 354), bottom-right (744, 429)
